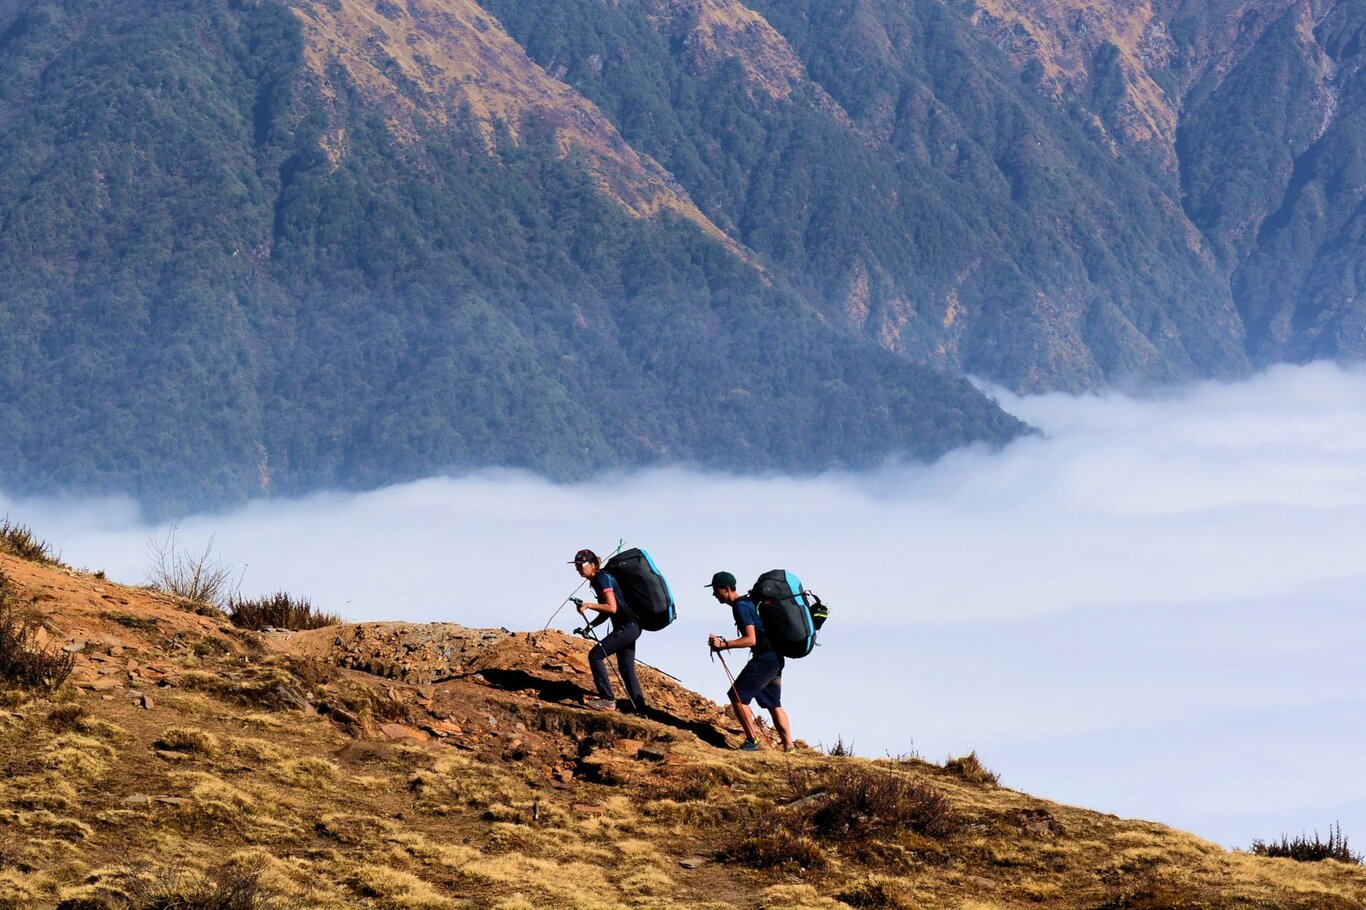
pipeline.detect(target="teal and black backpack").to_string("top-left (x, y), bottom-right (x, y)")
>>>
top-left (603, 548), bottom-right (676, 632)
top-left (749, 570), bottom-right (829, 658)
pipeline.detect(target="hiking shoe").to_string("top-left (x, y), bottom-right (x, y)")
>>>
top-left (738, 739), bottom-right (761, 752)
top-left (585, 698), bottom-right (617, 712)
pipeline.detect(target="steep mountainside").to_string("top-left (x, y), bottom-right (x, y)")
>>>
top-left (962, 0), bottom-right (1366, 361)
top-left (0, 0), bottom-right (1363, 512)
top-left (3, 537), bottom-right (1366, 908)
top-left (0, 0), bottom-right (1023, 514)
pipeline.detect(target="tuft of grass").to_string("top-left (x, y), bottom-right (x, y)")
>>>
top-left (177, 666), bottom-right (311, 713)
top-left (46, 704), bottom-right (90, 734)
top-left (346, 864), bottom-right (458, 908)
top-left (0, 572), bottom-right (75, 693)
top-left (0, 517), bottom-right (60, 564)
top-left (227, 592), bottom-right (341, 631)
top-left (119, 858), bottom-right (294, 909)
top-left (1251, 823), bottom-right (1362, 864)
top-left (155, 727), bottom-right (221, 756)
top-left (276, 757), bottom-right (341, 789)
top-left (102, 613), bottom-right (159, 632)
top-left (836, 876), bottom-right (913, 908)
top-left (943, 751), bottom-right (999, 786)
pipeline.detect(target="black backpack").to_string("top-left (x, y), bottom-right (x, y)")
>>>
top-left (749, 569), bottom-right (828, 659)
top-left (603, 548), bottom-right (677, 632)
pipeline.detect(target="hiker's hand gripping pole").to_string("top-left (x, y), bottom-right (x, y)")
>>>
top-left (711, 642), bottom-right (777, 750)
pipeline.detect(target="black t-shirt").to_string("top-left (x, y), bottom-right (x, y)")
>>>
top-left (591, 571), bottom-right (636, 631)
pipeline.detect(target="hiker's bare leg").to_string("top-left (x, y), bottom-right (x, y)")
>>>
top-left (728, 691), bottom-right (761, 744)
top-left (768, 707), bottom-right (793, 749)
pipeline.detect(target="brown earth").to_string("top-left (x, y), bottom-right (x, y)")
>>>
top-left (2, 546), bottom-right (1365, 909)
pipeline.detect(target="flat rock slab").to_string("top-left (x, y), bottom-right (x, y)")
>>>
top-left (381, 723), bottom-right (430, 744)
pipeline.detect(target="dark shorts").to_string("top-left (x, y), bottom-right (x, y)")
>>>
top-left (732, 650), bottom-right (784, 710)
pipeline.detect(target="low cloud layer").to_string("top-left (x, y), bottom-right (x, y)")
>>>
top-left (4, 361), bottom-right (1365, 847)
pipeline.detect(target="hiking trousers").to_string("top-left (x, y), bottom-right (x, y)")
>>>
top-left (589, 622), bottom-right (645, 706)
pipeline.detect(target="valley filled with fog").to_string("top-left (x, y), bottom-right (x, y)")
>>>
top-left (5, 362), bottom-right (1365, 848)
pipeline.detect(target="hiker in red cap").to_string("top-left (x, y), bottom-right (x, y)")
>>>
top-left (570, 549), bottom-right (645, 712)
top-left (707, 571), bottom-right (794, 752)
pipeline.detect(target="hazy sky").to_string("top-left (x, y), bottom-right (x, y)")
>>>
top-left (4, 361), bottom-right (1365, 848)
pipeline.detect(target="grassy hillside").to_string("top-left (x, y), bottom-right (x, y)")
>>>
top-left (2, 527), bottom-right (1365, 909)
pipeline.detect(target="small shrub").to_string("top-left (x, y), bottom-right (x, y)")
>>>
top-left (0, 516), bottom-right (60, 564)
top-left (826, 737), bottom-right (855, 757)
top-left (943, 751), bottom-right (999, 786)
top-left (723, 765), bottom-right (957, 872)
top-left (227, 592), bottom-right (341, 631)
top-left (810, 765), bottom-right (958, 841)
top-left (0, 573), bottom-right (75, 693)
top-left (1251, 823), bottom-right (1362, 864)
top-left (146, 527), bottom-right (238, 608)
top-left (120, 858), bottom-right (290, 910)
top-left (724, 806), bottom-right (828, 871)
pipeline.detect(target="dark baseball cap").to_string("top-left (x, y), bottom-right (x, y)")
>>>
top-left (706, 571), bottom-right (737, 589)
top-left (569, 549), bottom-right (598, 565)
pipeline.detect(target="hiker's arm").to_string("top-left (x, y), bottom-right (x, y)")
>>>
top-left (711, 624), bottom-right (757, 651)
top-left (575, 587), bottom-right (618, 616)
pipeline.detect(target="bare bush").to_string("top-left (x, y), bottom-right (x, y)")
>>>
top-left (0, 515), bottom-right (60, 564)
top-left (0, 571), bottom-right (74, 693)
top-left (810, 764), bottom-right (958, 841)
top-left (228, 592), bottom-right (341, 631)
top-left (1252, 823), bottom-right (1362, 864)
top-left (725, 764), bottom-right (958, 872)
top-left (146, 527), bottom-right (238, 608)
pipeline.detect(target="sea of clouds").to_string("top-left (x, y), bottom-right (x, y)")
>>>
top-left (4, 361), bottom-right (1365, 848)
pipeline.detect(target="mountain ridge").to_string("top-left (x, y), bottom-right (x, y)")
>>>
top-left (1, 0), bottom-right (1364, 512)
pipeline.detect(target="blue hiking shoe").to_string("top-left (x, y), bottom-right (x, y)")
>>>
top-left (738, 739), bottom-right (761, 752)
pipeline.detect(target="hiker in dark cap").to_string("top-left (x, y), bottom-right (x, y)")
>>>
top-left (707, 571), bottom-right (794, 752)
top-left (570, 548), bottom-right (645, 713)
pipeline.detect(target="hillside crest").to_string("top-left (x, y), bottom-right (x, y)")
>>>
top-left (2, 543), bottom-right (1364, 909)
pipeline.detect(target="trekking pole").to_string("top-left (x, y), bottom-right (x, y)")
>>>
top-left (636, 659), bottom-right (683, 685)
top-left (535, 539), bottom-right (625, 641)
top-left (713, 648), bottom-right (776, 750)
top-left (579, 622), bottom-right (641, 713)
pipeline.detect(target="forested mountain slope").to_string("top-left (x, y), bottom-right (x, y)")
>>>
top-left (0, 0), bottom-right (1362, 513)
top-left (966, 0), bottom-right (1366, 361)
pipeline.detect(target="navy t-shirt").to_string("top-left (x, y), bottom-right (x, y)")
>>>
top-left (731, 597), bottom-right (771, 654)
top-left (591, 571), bottom-right (636, 630)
